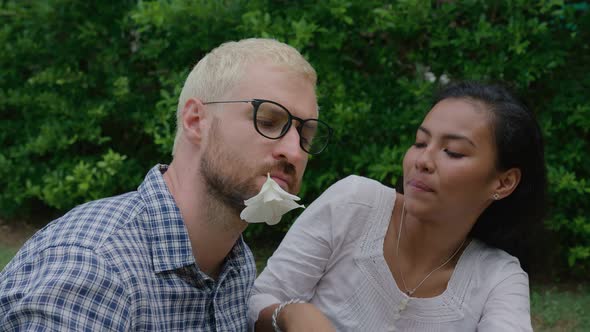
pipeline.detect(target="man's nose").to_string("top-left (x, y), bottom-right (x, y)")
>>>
top-left (272, 125), bottom-right (306, 167)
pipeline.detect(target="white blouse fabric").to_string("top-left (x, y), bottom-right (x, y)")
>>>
top-left (249, 175), bottom-right (533, 331)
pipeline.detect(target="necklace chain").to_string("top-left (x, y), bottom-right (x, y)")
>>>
top-left (396, 203), bottom-right (466, 297)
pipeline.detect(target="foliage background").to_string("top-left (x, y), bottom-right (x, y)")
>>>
top-left (1, 0), bottom-right (589, 277)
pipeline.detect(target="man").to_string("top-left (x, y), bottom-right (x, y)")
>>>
top-left (0, 38), bottom-right (332, 330)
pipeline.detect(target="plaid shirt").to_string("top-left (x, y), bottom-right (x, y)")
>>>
top-left (0, 164), bottom-right (256, 331)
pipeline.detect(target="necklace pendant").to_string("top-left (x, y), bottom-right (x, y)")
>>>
top-left (399, 297), bottom-right (409, 311)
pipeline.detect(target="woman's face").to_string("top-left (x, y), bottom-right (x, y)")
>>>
top-left (402, 98), bottom-right (501, 222)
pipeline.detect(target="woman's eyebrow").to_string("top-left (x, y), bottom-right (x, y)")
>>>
top-left (418, 126), bottom-right (476, 147)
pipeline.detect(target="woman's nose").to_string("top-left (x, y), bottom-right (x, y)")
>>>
top-left (415, 148), bottom-right (435, 173)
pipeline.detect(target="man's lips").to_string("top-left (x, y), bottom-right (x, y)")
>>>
top-left (407, 179), bottom-right (435, 192)
top-left (270, 174), bottom-right (291, 191)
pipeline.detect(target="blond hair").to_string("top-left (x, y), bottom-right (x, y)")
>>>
top-left (172, 38), bottom-right (317, 155)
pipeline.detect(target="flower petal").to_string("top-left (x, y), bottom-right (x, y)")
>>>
top-left (240, 173), bottom-right (305, 225)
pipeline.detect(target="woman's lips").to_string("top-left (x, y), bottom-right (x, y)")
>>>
top-left (407, 179), bottom-right (435, 192)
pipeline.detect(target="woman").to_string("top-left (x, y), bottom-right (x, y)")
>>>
top-left (249, 81), bottom-right (546, 331)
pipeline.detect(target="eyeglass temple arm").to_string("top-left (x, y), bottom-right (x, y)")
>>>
top-left (202, 100), bottom-right (253, 105)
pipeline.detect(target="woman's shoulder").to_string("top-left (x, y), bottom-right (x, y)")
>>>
top-left (467, 239), bottom-right (527, 282)
top-left (323, 175), bottom-right (395, 204)
top-left (451, 240), bottom-right (531, 330)
top-left (302, 175), bottom-right (396, 238)
top-left (450, 240), bottom-right (528, 309)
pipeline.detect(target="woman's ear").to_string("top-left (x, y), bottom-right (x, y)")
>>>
top-left (493, 168), bottom-right (522, 200)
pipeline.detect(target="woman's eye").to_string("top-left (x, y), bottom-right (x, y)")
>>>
top-left (413, 142), bottom-right (426, 148)
top-left (444, 148), bottom-right (464, 158)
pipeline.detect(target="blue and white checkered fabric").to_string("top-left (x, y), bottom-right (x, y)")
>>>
top-left (0, 164), bottom-right (256, 331)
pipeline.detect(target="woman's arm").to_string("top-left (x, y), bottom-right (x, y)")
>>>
top-left (254, 302), bottom-right (335, 332)
top-left (249, 176), bottom-right (363, 331)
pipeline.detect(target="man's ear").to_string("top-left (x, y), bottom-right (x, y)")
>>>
top-left (493, 168), bottom-right (522, 200)
top-left (181, 98), bottom-right (208, 145)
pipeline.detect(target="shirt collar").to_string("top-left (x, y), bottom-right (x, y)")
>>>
top-left (224, 234), bottom-right (249, 273)
top-left (138, 164), bottom-right (195, 273)
top-left (138, 164), bottom-right (251, 275)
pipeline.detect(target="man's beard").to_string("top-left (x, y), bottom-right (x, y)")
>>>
top-left (200, 120), bottom-right (259, 216)
top-left (200, 118), bottom-right (299, 218)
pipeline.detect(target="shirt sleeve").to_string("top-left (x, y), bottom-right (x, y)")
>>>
top-left (0, 245), bottom-right (131, 331)
top-left (477, 260), bottom-right (533, 332)
top-left (248, 176), bottom-right (363, 325)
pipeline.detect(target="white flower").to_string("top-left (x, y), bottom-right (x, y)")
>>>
top-left (240, 173), bottom-right (305, 225)
top-left (424, 71), bottom-right (436, 83)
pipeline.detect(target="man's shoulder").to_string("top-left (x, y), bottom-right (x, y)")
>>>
top-left (19, 191), bottom-right (146, 260)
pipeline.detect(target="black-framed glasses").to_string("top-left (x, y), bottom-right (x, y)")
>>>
top-left (203, 99), bottom-right (333, 155)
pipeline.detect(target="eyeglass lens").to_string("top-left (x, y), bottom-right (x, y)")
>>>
top-left (254, 101), bottom-right (330, 154)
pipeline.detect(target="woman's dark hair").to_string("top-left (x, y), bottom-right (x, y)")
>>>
top-left (434, 81), bottom-right (547, 270)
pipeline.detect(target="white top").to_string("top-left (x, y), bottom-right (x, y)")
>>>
top-left (249, 175), bottom-right (532, 331)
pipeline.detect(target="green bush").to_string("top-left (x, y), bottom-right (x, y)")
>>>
top-left (1, 0), bottom-right (588, 275)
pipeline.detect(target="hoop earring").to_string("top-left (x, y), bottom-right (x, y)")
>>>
top-left (492, 193), bottom-right (500, 200)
